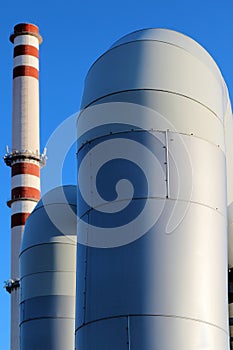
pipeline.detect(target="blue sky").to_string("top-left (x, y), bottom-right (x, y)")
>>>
top-left (1, 0), bottom-right (233, 347)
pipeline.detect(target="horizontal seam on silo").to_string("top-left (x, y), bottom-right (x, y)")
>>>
top-left (77, 196), bottom-right (227, 219)
top-left (20, 241), bottom-right (77, 256)
top-left (109, 28), bottom-right (221, 71)
top-left (30, 203), bottom-right (77, 215)
top-left (19, 316), bottom-right (75, 326)
top-left (110, 28), bottom-right (211, 51)
top-left (86, 40), bottom-right (222, 85)
top-left (79, 89), bottom-right (223, 124)
top-left (77, 128), bottom-right (225, 153)
top-left (75, 313), bottom-right (228, 335)
top-left (20, 269), bottom-right (76, 279)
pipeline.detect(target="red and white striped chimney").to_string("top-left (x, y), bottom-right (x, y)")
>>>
top-left (4, 23), bottom-right (45, 350)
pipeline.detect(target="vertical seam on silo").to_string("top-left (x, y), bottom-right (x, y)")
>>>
top-left (83, 143), bottom-right (91, 324)
top-left (127, 316), bottom-right (131, 349)
top-left (165, 129), bottom-right (170, 198)
top-left (83, 213), bottom-right (89, 324)
top-left (89, 144), bottom-right (93, 208)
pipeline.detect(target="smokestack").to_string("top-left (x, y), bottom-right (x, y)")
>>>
top-left (4, 23), bottom-right (44, 350)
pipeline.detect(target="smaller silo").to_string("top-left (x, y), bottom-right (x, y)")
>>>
top-left (19, 185), bottom-right (77, 350)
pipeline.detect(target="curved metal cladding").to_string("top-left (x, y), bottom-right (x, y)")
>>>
top-left (19, 186), bottom-right (77, 350)
top-left (224, 98), bottom-right (233, 348)
top-left (76, 29), bottom-right (231, 349)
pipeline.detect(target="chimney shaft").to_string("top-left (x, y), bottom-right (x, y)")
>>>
top-left (5, 23), bottom-right (43, 350)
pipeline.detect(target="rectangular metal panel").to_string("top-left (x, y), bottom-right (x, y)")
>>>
top-left (20, 319), bottom-right (74, 350)
top-left (168, 132), bottom-right (227, 214)
top-left (78, 201), bottom-right (228, 331)
top-left (77, 130), bottom-right (166, 218)
top-left (20, 295), bottom-right (75, 322)
top-left (20, 243), bottom-right (76, 276)
top-left (78, 90), bottom-right (225, 151)
top-left (21, 272), bottom-right (75, 300)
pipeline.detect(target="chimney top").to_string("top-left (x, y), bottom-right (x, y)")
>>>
top-left (10, 23), bottom-right (42, 44)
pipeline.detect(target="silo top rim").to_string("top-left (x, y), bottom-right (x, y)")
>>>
top-left (35, 185), bottom-right (77, 211)
top-left (109, 28), bottom-right (222, 80)
top-left (21, 185), bottom-right (77, 254)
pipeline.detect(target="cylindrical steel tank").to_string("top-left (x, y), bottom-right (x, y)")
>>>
top-left (76, 29), bottom-right (231, 349)
top-left (19, 186), bottom-right (77, 350)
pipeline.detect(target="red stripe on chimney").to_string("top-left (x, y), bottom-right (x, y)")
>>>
top-left (11, 212), bottom-right (30, 228)
top-left (12, 163), bottom-right (40, 177)
top-left (13, 66), bottom-right (38, 79)
top-left (14, 45), bottom-right (39, 58)
top-left (12, 187), bottom-right (40, 201)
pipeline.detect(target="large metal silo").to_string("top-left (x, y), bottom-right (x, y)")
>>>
top-left (76, 29), bottom-right (231, 349)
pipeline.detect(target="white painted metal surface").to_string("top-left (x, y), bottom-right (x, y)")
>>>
top-left (20, 186), bottom-right (77, 350)
top-left (223, 97), bottom-right (233, 268)
top-left (76, 28), bottom-right (231, 349)
top-left (81, 41), bottom-right (225, 118)
top-left (78, 90), bottom-right (225, 150)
